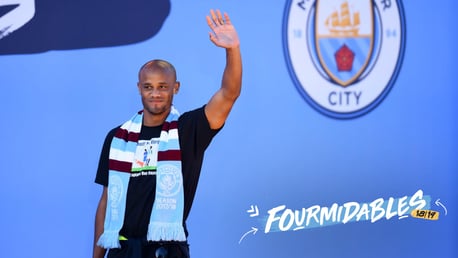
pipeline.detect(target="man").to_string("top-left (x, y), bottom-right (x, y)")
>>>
top-left (93, 9), bottom-right (241, 258)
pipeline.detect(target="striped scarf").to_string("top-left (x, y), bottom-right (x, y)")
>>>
top-left (97, 106), bottom-right (186, 249)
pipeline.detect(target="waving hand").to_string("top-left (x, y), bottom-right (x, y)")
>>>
top-left (206, 9), bottom-right (240, 49)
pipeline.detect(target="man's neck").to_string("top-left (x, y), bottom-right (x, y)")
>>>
top-left (142, 110), bottom-right (169, 127)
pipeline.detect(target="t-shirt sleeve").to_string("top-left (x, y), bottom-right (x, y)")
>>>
top-left (94, 126), bottom-right (119, 186)
top-left (179, 105), bottom-right (222, 154)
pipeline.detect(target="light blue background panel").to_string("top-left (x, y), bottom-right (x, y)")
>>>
top-left (0, 1), bottom-right (456, 257)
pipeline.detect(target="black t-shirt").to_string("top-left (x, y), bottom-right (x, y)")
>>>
top-left (95, 106), bottom-right (220, 238)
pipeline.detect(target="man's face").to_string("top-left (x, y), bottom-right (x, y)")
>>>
top-left (137, 69), bottom-right (178, 116)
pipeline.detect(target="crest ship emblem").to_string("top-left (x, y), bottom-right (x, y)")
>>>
top-left (283, 0), bottom-right (406, 119)
top-left (316, 1), bottom-right (374, 86)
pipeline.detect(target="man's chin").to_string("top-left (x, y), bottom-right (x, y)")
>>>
top-left (145, 106), bottom-right (168, 115)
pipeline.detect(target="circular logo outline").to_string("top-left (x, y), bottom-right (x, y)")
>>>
top-left (282, 0), bottom-right (406, 119)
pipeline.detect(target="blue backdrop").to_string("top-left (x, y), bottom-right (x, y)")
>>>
top-left (1, 1), bottom-right (456, 257)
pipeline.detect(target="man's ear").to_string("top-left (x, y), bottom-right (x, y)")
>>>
top-left (174, 81), bottom-right (181, 94)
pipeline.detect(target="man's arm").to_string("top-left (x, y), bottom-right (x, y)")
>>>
top-left (93, 187), bottom-right (107, 258)
top-left (205, 10), bottom-right (242, 129)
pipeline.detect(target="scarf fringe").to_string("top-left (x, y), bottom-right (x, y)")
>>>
top-left (147, 222), bottom-right (186, 241)
top-left (97, 230), bottom-right (121, 249)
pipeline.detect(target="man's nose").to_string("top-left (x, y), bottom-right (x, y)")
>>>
top-left (150, 88), bottom-right (161, 96)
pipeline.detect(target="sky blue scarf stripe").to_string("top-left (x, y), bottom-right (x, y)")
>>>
top-left (97, 106), bottom-right (186, 249)
top-left (110, 137), bottom-right (138, 151)
top-left (160, 138), bottom-right (180, 150)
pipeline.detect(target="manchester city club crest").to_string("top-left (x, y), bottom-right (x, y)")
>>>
top-left (283, 0), bottom-right (405, 119)
top-left (157, 164), bottom-right (182, 197)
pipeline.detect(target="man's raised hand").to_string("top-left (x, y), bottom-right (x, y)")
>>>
top-left (206, 9), bottom-right (240, 49)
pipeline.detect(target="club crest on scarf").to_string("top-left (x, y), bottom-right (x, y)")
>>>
top-left (108, 175), bottom-right (124, 208)
top-left (158, 164), bottom-right (182, 198)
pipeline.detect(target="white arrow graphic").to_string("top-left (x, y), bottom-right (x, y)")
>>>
top-left (238, 227), bottom-right (258, 244)
top-left (435, 199), bottom-right (448, 216)
top-left (247, 205), bottom-right (259, 217)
